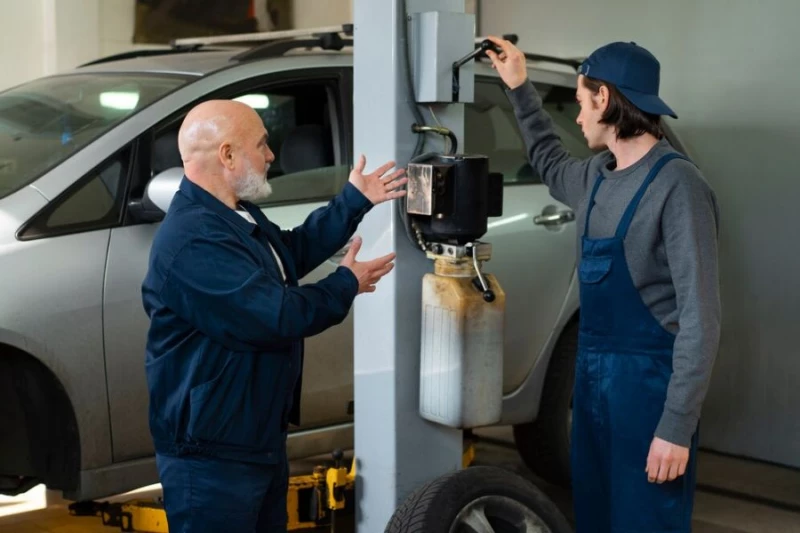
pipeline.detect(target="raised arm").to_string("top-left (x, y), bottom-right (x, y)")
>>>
top-left (486, 36), bottom-right (600, 208)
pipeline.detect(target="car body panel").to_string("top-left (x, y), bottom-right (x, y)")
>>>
top-left (104, 222), bottom-right (161, 462)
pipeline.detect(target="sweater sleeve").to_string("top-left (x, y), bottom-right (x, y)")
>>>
top-left (506, 79), bottom-right (601, 209)
top-left (654, 167), bottom-right (722, 446)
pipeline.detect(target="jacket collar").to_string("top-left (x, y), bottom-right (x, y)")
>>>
top-left (178, 177), bottom-right (256, 235)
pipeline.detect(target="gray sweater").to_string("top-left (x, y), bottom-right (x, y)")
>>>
top-left (507, 80), bottom-right (721, 447)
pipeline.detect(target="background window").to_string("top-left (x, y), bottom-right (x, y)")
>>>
top-left (465, 79), bottom-right (593, 185)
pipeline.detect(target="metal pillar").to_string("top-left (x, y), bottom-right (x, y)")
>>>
top-left (352, 0), bottom-right (472, 530)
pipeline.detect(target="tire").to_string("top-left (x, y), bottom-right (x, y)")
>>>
top-left (513, 319), bottom-right (578, 489)
top-left (385, 466), bottom-right (572, 533)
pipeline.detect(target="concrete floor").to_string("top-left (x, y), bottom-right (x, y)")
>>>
top-left (1, 427), bottom-right (799, 532)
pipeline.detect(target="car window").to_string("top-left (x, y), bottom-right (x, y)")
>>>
top-left (0, 73), bottom-right (188, 200)
top-left (19, 148), bottom-right (129, 239)
top-left (230, 83), bottom-right (348, 207)
top-left (465, 78), bottom-right (593, 185)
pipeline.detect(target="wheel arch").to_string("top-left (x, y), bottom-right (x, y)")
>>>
top-left (500, 268), bottom-right (580, 426)
top-left (0, 342), bottom-right (81, 496)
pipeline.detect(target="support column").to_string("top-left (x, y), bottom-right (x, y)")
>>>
top-left (352, 0), bottom-right (473, 531)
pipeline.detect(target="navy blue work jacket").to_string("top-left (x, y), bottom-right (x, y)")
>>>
top-left (141, 177), bottom-right (372, 464)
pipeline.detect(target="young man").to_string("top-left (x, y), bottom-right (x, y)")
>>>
top-left (486, 38), bottom-right (721, 531)
top-left (141, 100), bottom-right (406, 532)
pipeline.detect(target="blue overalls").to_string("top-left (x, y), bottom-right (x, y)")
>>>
top-left (572, 153), bottom-right (699, 533)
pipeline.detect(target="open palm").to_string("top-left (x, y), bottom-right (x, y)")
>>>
top-left (348, 154), bottom-right (408, 205)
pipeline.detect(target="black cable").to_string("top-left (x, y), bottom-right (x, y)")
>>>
top-left (401, 2), bottom-right (426, 159)
top-left (399, 1), bottom-right (428, 250)
top-left (412, 125), bottom-right (458, 156)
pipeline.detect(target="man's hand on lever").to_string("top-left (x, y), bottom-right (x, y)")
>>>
top-left (484, 35), bottom-right (529, 90)
top-left (349, 154), bottom-right (407, 205)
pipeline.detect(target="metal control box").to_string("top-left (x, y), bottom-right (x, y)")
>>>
top-left (409, 10), bottom-right (475, 103)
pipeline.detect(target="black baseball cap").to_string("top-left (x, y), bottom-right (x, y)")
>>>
top-left (578, 41), bottom-right (677, 119)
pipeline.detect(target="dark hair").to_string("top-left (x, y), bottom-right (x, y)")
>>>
top-left (581, 76), bottom-right (663, 140)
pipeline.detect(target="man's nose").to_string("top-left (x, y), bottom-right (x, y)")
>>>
top-left (266, 147), bottom-right (276, 163)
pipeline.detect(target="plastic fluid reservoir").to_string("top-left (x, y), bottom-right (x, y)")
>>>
top-left (419, 256), bottom-right (505, 428)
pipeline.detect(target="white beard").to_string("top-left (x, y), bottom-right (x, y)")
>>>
top-left (236, 160), bottom-right (272, 203)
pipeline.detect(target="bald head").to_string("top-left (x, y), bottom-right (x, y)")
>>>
top-left (177, 99), bottom-right (275, 208)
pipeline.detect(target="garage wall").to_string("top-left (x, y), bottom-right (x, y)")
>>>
top-left (482, 0), bottom-right (800, 467)
top-left (293, 0), bottom-right (352, 28)
top-left (0, 0), bottom-right (159, 91)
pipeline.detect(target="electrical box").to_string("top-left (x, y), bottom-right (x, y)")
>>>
top-left (410, 10), bottom-right (475, 103)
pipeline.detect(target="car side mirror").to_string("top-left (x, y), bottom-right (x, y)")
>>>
top-left (128, 167), bottom-right (184, 223)
top-left (146, 167), bottom-right (184, 213)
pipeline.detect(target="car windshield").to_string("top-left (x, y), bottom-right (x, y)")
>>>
top-left (0, 73), bottom-right (189, 199)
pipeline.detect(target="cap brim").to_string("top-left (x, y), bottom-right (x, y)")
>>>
top-left (617, 86), bottom-right (678, 119)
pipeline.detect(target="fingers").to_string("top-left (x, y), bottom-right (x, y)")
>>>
top-left (365, 252), bottom-right (396, 270)
top-left (485, 35), bottom-right (510, 51)
top-left (647, 448), bottom-right (687, 484)
top-left (667, 462), bottom-right (681, 483)
top-left (656, 457), bottom-right (670, 484)
top-left (363, 262), bottom-right (395, 292)
top-left (371, 160), bottom-right (396, 179)
top-left (354, 154), bottom-right (366, 174)
top-left (372, 261), bottom-right (395, 279)
top-left (485, 49), bottom-right (501, 68)
top-left (341, 236), bottom-right (362, 266)
top-left (386, 176), bottom-right (409, 190)
top-left (384, 174), bottom-right (408, 197)
top-left (381, 168), bottom-right (406, 183)
top-left (646, 443), bottom-right (659, 483)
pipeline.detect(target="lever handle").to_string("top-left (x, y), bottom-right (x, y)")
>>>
top-left (534, 210), bottom-right (575, 226)
top-left (471, 245), bottom-right (495, 303)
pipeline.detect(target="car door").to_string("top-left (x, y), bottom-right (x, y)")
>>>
top-left (465, 77), bottom-right (591, 393)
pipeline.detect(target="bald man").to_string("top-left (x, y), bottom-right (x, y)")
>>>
top-left (141, 100), bottom-right (406, 532)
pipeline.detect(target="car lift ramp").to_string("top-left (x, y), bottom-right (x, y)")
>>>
top-left (68, 443), bottom-right (476, 532)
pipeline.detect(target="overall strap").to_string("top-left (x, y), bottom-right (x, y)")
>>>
top-left (614, 153), bottom-right (687, 240)
top-left (584, 173), bottom-right (605, 236)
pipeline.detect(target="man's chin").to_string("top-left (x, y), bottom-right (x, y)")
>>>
top-left (245, 184), bottom-right (273, 204)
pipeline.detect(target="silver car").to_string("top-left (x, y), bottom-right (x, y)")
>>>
top-left (0, 33), bottom-right (687, 501)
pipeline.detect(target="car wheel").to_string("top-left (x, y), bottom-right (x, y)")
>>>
top-left (512, 319), bottom-right (578, 489)
top-left (384, 465), bottom-right (572, 533)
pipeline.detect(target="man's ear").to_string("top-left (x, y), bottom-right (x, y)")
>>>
top-left (218, 142), bottom-right (235, 170)
top-left (595, 85), bottom-right (610, 113)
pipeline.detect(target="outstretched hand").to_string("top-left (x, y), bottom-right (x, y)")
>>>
top-left (339, 237), bottom-right (395, 294)
top-left (484, 35), bottom-right (529, 90)
top-left (348, 155), bottom-right (407, 205)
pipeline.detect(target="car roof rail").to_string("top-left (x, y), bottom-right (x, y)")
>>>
top-left (167, 24), bottom-right (354, 63)
top-left (170, 24), bottom-right (354, 48)
top-left (78, 46), bottom-right (212, 67)
top-left (231, 33), bottom-right (353, 62)
top-left (523, 53), bottom-right (583, 71)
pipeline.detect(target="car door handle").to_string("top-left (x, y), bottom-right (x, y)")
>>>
top-left (331, 240), bottom-right (354, 260)
top-left (534, 210), bottom-right (575, 226)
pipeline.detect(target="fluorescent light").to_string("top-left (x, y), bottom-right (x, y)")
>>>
top-left (234, 94), bottom-right (270, 109)
top-left (100, 91), bottom-right (140, 110)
